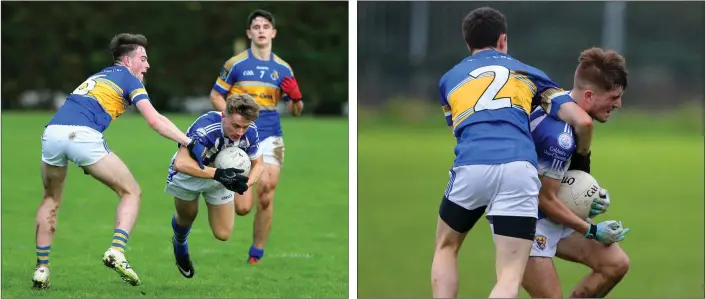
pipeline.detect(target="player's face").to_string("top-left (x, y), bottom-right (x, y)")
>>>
top-left (125, 46), bottom-right (150, 83)
top-left (222, 112), bottom-right (252, 140)
top-left (247, 17), bottom-right (277, 48)
top-left (588, 88), bottom-right (623, 123)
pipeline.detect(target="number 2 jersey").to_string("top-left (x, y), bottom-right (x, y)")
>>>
top-left (212, 48), bottom-right (295, 141)
top-left (47, 65), bottom-right (150, 132)
top-left (529, 106), bottom-right (577, 220)
top-left (438, 49), bottom-right (576, 169)
top-left (166, 111), bottom-right (262, 182)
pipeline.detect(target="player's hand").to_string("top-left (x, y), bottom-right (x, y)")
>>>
top-left (589, 188), bottom-right (611, 217)
top-left (568, 151), bottom-right (591, 174)
top-left (280, 76), bottom-right (302, 102)
top-left (585, 220), bottom-right (630, 244)
top-left (213, 168), bottom-right (248, 189)
top-left (226, 180), bottom-right (249, 195)
top-left (187, 139), bottom-right (206, 169)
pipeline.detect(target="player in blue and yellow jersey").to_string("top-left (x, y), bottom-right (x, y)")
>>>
top-left (209, 9), bottom-right (304, 264)
top-left (166, 94), bottom-right (265, 279)
top-left (522, 48), bottom-right (630, 298)
top-left (431, 7), bottom-right (598, 298)
top-left (33, 33), bottom-right (202, 289)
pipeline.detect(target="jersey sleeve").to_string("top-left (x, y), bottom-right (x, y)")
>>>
top-left (184, 115), bottom-right (219, 151)
top-left (438, 76), bottom-right (453, 127)
top-left (244, 126), bottom-right (262, 160)
top-left (122, 74), bottom-right (150, 104)
top-left (530, 75), bottom-right (575, 119)
top-left (213, 59), bottom-right (239, 96)
top-left (536, 124), bottom-right (576, 180)
top-left (278, 65), bottom-right (295, 102)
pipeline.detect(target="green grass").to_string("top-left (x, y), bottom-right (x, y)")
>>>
top-left (1, 113), bottom-right (349, 298)
top-left (358, 116), bottom-right (704, 298)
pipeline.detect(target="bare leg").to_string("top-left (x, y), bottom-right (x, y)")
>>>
top-left (35, 162), bottom-right (68, 266)
top-left (207, 200), bottom-right (235, 241)
top-left (556, 232), bottom-right (630, 298)
top-left (431, 216), bottom-right (468, 298)
top-left (250, 164), bottom-right (281, 262)
top-left (488, 234), bottom-right (533, 298)
top-left (521, 257), bottom-right (563, 298)
top-left (234, 186), bottom-right (254, 216)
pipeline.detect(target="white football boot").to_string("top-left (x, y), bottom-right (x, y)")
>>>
top-left (102, 248), bottom-right (141, 286)
top-left (32, 265), bottom-right (50, 289)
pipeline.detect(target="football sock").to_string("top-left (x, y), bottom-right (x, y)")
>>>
top-left (36, 245), bottom-right (51, 267)
top-left (111, 229), bottom-right (129, 253)
top-left (249, 245), bottom-right (264, 260)
top-left (172, 215), bottom-right (191, 256)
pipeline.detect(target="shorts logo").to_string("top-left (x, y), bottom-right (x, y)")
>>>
top-left (534, 235), bottom-right (547, 251)
top-left (221, 193), bottom-right (233, 201)
top-left (557, 133), bottom-right (573, 150)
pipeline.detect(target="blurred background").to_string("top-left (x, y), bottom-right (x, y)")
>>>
top-left (1, 2), bottom-right (349, 298)
top-left (2, 1), bottom-right (349, 116)
top-left (357, 1), bottom-right (704, 298)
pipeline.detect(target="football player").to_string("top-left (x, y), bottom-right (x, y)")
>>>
top-left (34, 33), bottom-right (202, 288)
top-left (167, 93), bottom-right (265, 278)
top-left (521, 47), bottom-right (631, 298)
top-left (432, 7), bottom-right (599, 298)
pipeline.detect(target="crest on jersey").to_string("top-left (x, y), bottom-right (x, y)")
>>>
top-left (534, 235), bottom-right (547, 251)
top-left (219, 67), bottom-right (229, 80)
top-left (557, 132), bottom-right (573, 150)
top-left (271, 71), bottom-right (279, 80)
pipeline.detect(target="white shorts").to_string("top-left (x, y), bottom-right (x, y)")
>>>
top-left (444, 160), bottom-right (541, 218)
top-left (260, 136), bottom-right (285, 167)
top-left (530, 218), bottom-right (575, 258)
top-left (41, 125), bottom-right (110, 167)
top-left (164, 172), bottom-right (234, 205)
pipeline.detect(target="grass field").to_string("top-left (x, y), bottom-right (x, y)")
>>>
top-left (1, 113), bottom-right (348, 298)
top-left (358, 112), bottom-right (704, 298)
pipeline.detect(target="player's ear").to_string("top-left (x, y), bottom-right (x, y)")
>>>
top-left (246, 29), bottom-right (253, 40)
top-left (497, 34), bottom-right (508, 53)
top-left (271, 28), bottom-right (277, 39)
top-left (583, 90), bottom-right (593, 105)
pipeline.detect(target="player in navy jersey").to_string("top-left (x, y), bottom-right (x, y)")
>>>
top-left (166, 94), bottom-right (265, 278)
top-left (33, 33), bottom-right (203, 289)
top-left (431, 7), bottom-right (599, 298)
top-left (209, 9), bottom-right (304, 264)
top-left (521, 48), bottom-right (631, 298)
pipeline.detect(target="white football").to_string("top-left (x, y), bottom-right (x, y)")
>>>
top-left (556, 170), bottom-right (601, 219)
top-left (214, 146), bottom-right (251, 176)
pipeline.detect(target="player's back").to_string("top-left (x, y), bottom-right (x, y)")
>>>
top-left (529, 107), bottom-right (576, 220)
top-left (48, 65), bottom-right (149, 133)
top-left (439, 49), bottom-right (556, 168)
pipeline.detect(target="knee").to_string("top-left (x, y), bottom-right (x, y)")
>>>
top-left (257, 182), bottom-right (277, 209)
top-left (600, 250), bottom-right (630, 279)
top-left (259, 180), bottom-right (278, 197)
top-left (235, 204), bottom-right (252, 216)
top-left (117, 181), bottom-right (142, 200)
top-left (212, 226), bottom-right (232, 241)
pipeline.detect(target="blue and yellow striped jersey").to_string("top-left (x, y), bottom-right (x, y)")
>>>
top-left (212, 48), bottom-right (294, 140)
top-left (47, 65), bottom-right (150, 133)
top-left (438, 49), bottom-right (575, 168)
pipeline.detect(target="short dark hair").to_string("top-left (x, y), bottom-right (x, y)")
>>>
top-left (110, 33), bottom-right (148, 63)
top-left (247, 9), bottom-right (275, 29)
top-left (462, 7), bottom-right (507, 52)
top-left (574, 47), bottom-right (629, 92)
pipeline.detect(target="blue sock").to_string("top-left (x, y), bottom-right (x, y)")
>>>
top-left (36, 245), bottom-right (51, 267)
top-left (171, 215), bottom-right (191, 256)
top-left (249, 245), bottom-right (264, 259)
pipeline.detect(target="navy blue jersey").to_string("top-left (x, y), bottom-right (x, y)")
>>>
top-left (47, 65), bottom-right (150, 132)
top-left (438, 49), bottom-right (575, 168)
top-left (167, 111), bottom-right (261, 182)
top-left (529, 106), bottom-right (577, 220)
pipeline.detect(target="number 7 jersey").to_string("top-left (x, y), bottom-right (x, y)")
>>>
top-left (438, 49), bottom-right (575, 169)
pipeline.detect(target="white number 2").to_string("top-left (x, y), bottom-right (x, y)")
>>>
top-left (468, 65), bottom-right (512, 112)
